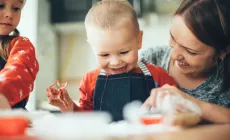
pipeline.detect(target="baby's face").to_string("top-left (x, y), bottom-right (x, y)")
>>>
top-left (87, 26), bottom-right (142, 74)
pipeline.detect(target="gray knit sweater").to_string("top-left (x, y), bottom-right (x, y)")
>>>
top-left (140, 46), bottom-right (230, 108)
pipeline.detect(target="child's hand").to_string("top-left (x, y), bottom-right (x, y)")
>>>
top-left (0, 94), bottom-right (11, 109)
top-left (46, 87), bottom-right (74, 112)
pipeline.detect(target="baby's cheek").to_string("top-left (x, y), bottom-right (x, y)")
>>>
top-left (127, 55), bottom-right (138, 64)
top-left (97, 58), bottom-right (107, 68)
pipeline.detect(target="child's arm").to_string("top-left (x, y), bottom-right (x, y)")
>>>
top-left (148, 64), bottom-right (177, 87)
top-left (46, 71), bottom-right (96, 112)
top-left (157, 69), bottom-right (177, 87)
top-left (46, 87), bottom-right (74, 112)
top-left (75, 70), bottom-right (99, 111)
top-left (0, 37), bottom-right (39, 107)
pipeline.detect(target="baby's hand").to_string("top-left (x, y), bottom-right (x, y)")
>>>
top-left (46, 86), bottom-right (74, 112)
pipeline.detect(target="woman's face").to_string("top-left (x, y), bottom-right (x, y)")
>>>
top-left (169, 16), bottom-right (217, 78)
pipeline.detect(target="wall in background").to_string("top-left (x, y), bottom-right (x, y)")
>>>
top-left (18, 0), bottom-right (38, 110)
top-left (18, 0), bottom-right (58, 110)
top-left (35, 0), bottom-right (59, 109)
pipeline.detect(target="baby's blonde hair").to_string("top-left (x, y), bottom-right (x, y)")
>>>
top-left (85, 0), bottom-right (139, 35)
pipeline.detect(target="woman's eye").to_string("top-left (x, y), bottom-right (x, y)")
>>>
top-left (187, 50), bottom-right (197, 55)
top-left (0, 4), bottom-right (5, 8)
top-left (120, 51), bottom-right (129, 54)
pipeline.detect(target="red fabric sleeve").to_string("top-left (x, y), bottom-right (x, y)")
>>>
top-left (0, 37), bottom-right (39, 106)
top-left (74, 69), bottom-right (100, 111)
top-left (147, 64), bottom-right (177, 87)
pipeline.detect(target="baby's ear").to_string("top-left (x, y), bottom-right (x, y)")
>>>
top-left (137, 30), bottom-right (143, 50)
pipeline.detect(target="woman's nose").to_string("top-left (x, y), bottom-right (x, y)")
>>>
top-left (171, 45), bottom-right (184, 60)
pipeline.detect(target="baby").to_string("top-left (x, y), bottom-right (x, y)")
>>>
top-left (46, 0), bottom-right (176, 121)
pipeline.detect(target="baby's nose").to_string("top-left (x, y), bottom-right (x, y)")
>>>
top-left (110, 57), bottom-right (120, 65)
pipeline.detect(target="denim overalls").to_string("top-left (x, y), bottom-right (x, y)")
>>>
top-left (93, 60), bottom-right (156, 121)
top-left (0, 56), bottom-right (27, 109)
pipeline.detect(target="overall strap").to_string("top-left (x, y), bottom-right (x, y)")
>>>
top-left (137, 60), bottom-right (152, 76)
top-left (99, 69), bottom-right (106, 76)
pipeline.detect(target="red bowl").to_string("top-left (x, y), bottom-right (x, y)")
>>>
top-left (140, 114), bottom-right (163, 125)
top-left (0, 117), bottom-right (29, 136)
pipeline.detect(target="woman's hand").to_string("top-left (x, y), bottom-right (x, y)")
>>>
top-left (142, 84), bottom-right (202, 114)
top-left (46, 87), bottom-right (74, 112)
top-left (143, 84), bottom-right (230, 124)
top-left (142, 84), bottom-right (204, 126)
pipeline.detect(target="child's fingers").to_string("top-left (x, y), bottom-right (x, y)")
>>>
top-left (58, 90), bottom-right (68, 107)
top-left (48, 99), bottom-right (59, 107)
top-left (46, 87), bottom-right (60, 99)
top-left (59, 89), bottom-right (71, 107)
top-left (48, 98), bottom-right (63, 107)
top-left (59, 89), bottom-right (71, 101)
top-left (62, 100), bottom-right (69, 108)
top-left (46, 87), bottom-right (60, 95)
top-left (47, 89), bottom-right (70, 108)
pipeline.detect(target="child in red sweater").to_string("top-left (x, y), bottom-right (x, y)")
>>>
top-left (46, 0), bottom-right (175, 121)
top-left (0, 0), bottom-right (39, 109)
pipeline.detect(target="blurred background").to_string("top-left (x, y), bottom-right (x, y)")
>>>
top-left (18, 0), bottom-right (182, 111)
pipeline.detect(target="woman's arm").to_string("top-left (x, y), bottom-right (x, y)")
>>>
top-left (143, 84), bottom-right (230, 124)
top-left (199, 101), bottom-right (230, 124)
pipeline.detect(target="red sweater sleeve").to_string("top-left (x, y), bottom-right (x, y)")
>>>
top-left (0, 36), bottom-right (39, 106)
top-left (74, 69), bottom-right (100, 111)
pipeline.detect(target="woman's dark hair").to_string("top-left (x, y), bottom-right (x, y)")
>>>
top-left (175, 0), bottom-right (230, 91)
top-left (0, 29), bottom-right (20, 61)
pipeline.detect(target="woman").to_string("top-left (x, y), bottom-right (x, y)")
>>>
top-left (141, 0), bottom-right (230, 124)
